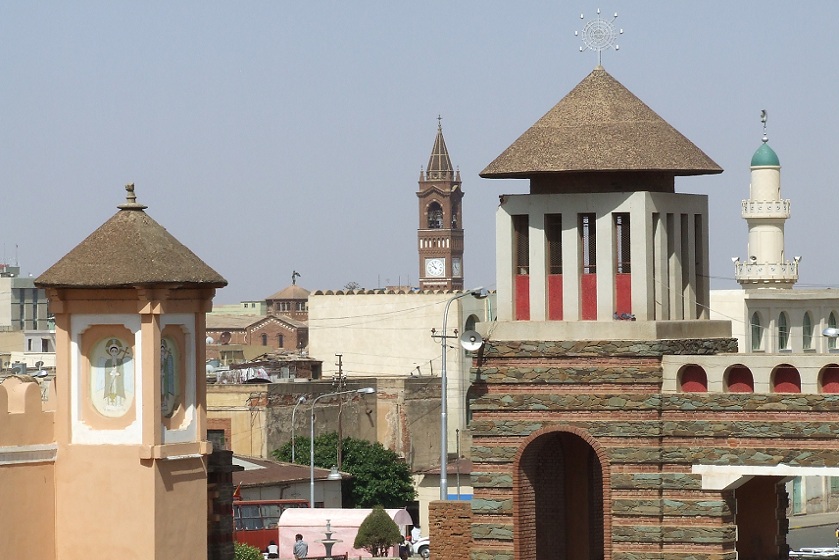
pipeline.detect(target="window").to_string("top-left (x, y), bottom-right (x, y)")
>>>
top-left (261, 333), bottom-right (268, 346)
top-left (778, 312), bottom-right (790, 351)
top-left (830, 313), bottom-right (838, 350)
top-left (207, 429), bottom-right (226, 450)
top-left (427, 202), bottom-right (443, 229)
top-left (803, 312), bottom-right (813, 350)
top-left (750, 312), bottom-right (763, 351)
top-left (580, 213), bottom-right (596, 274)
top-left (41, 338), bottom-right (50, 352)
top-left (278, 334), bottom-right (284, 348)
top-left (614, 213), bottom-right (630, 273)
top-left (546, 214), bottom-right (562, 275)
top-left (513, 215), bottom-right (529, 275)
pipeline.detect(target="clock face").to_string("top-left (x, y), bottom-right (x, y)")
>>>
top-left (452, 258), bottom-right (462, 277)
top-left (425, 258), bottom-right (445, 277)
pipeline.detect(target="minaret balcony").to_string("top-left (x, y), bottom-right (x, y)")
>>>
top-left (741, 199), bottom-right (790, 219)
top-left (735, 261), bottom-right (798, 285)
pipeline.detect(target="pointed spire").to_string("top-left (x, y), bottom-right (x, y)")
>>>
top-left (427, 115), bottom-right (453, 179)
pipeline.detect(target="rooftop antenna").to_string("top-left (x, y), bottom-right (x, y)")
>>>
top-left (575, 8), bottom-right (623, 66)
top-left (760, 109), bottom-right (768, 143)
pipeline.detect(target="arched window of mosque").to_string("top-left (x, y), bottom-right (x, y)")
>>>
top-left (803, 312), bottom-right (814, 350)
top-left (261, 333), bottom-right (268, 346)
top-left (772, 365), bottom-right (801, 393)
top-left (679, 365), bottom-right (707, 392)
top-left (829, 313), bottom-right (838, 351)
top-left (725, 365), bottom-right (754, 393)
top-left (820, 365), bottom-right (839, 394)
top-left (427, 202), bottom-right (443, 229)
top-left (750, 312), bottom-right (763, 351)
top-left (778, 312), bottom-right (790, 351)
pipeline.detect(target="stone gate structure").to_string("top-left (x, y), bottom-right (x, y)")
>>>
top-left (457, 66), bottom-right (839, 560)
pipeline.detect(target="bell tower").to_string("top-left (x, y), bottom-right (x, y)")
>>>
top-left (417, 117), bottom-right (464, 290)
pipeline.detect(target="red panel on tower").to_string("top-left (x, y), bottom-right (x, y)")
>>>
top-left (581, 274), bottom-right (597, 320)
top-left (515, 274), bottom-right (530, 321)
top-left (547, 274), bottom-right (563, 321)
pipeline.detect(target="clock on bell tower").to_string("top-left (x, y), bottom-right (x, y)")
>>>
top-left (417, 117), bottom-right (464, 290)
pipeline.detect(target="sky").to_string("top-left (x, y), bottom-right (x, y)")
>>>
top-left (2, 2), bottom-right (838, 305)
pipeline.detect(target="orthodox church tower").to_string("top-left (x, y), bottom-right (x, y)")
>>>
top-left (417, 118), bottom-right (464, 290)
top-left (734, 112), bottom-right (799, 288)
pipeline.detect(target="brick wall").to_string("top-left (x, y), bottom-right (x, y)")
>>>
top-left (429, 500), bottom-right (472, 560)
top-left (468, 337), bottom-right (822, 560)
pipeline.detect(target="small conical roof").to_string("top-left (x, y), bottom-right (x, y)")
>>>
top-left (481, 66), bottom-right (722, 179)
top-left (36, 185), bottom-right (227, 289)
top-left (426, 119), bottom-right (453, 179)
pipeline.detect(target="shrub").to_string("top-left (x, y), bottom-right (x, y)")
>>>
top-left (234, 541), bottom-right (264, 560)
top-left (354, 505), bottom-right (403, 557)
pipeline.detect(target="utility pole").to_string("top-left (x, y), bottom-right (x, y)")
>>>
top-left (333, 354), bottom-right (346, 469)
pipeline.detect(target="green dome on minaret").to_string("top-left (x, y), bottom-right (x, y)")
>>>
top-left (751, 141), bottom-right (780, 167)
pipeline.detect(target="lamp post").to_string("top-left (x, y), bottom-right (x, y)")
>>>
top-left (310, 387), bottom-right (375, 508)
top-left (433, 287), bottom-right (486, 501)
top-left (291, 395), bottom-right (307, 463)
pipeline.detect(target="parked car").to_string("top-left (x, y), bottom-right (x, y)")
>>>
top-left (411, 536), bottom-right (429, 558)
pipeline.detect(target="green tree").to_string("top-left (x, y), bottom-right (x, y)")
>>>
top-left (234, 541), bottom-right (264, 560)
top-left (353, 505), bottom-right (404, 557)
top-left (274, 432), bottom-right (415, 508)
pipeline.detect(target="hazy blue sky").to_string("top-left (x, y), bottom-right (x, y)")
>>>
top-left (2, 2), bottom-right (837, 304)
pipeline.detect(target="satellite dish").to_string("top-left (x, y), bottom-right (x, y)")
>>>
top-left (206, 336), bottom-right (214, 344)
top-left (459, 330), bottom-right (484, 352)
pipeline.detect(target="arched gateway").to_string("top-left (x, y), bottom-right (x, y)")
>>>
top-left (514, 427), bottom-right (608, 560)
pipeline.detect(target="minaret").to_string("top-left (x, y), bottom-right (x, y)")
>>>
top-left (734, 111), bottom-right (799, 288)
top-left (417, 117), bottom-right (464, 290)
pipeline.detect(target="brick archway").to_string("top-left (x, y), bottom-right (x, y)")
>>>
top-left (513, 426), bottom-right (611, 560)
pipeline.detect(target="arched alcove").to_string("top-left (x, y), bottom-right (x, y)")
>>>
top-left (725, 365), bottom-right (754, 393)
top-left (678, 365), bottom-right (708, 392)
top-left (514, 427), bottom-right (608, 560)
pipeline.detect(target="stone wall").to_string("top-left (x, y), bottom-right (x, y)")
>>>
top-left (468, 337), bottom-right (818, 560)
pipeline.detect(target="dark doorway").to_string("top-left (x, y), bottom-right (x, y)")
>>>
top-left (735, 476), bottom-right (787, 560)
top-left (516, 430), bottom-right (604, 560)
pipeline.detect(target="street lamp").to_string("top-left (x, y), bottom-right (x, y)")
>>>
top-left (310, 387), bottom-right (375, 508)
top-left (291, 395), bottom-right (307, 463)
top-left (433, 287), bottom-right (487, 501)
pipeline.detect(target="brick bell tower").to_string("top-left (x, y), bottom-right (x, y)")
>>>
top-left (417, 117), bottom-right (464, 290)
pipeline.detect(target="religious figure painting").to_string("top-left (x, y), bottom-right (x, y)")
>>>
top-left (160, 336), bottom-right (180, 418)
top-left (91, 337), bottom-right (134, 417)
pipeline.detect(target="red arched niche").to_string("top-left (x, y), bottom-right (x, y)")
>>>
top-left (726, 365), bottom-right (754, 393)
top-left (820, 365), bottom-right (839, 394)
top-left (772, 365), bottom-right (801, 393)
top-left (679, 365), bottom-right (708, 392)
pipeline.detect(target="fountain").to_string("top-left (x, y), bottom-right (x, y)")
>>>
top-left (317, 519), bottom-right (343, 560)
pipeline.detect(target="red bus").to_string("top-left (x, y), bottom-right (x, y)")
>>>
top-left (233, 499), bottom-right (309, 551)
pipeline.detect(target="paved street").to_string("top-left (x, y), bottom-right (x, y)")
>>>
top-left (789, 512), bottom-right (839, 551)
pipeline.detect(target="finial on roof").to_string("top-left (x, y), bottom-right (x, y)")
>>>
top-left (575, 8), bottom-right (623, 67)
top-left (118, 183), bottom-right (148, 211)
top-left (760, 109), bottom-right (768, 143)
top-left (437, 114), bottom-right (442, 131)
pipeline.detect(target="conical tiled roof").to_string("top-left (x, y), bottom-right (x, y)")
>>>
top-left (426, 119), bottom-right (454, 179)
top-left (36, 185), bottom-right (227, 289)
top-left (480, 67), bottom-right (722, 179)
